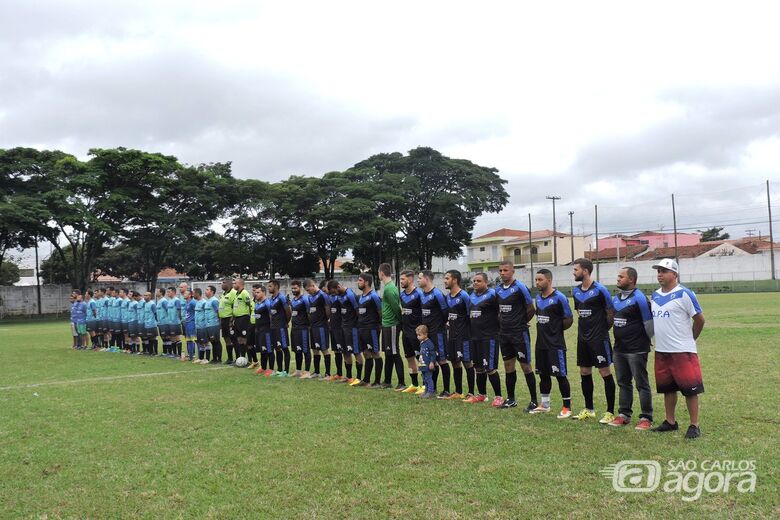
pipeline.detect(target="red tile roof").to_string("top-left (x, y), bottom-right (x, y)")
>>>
top-left (475, 228), bottom-right (570, 240)
top-left (585, 245), bottom-right (649, 261)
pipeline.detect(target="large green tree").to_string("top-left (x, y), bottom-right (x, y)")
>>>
top-left (0, 260), bottom-right (20, 285)
top-left (699, 226), bottom-right (730, 242)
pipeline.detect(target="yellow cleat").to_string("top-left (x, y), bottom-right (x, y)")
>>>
top-left (414, 385), bottom-right (426, 395)
top-left (572, 408), bottom-right (596, 421)
top-left (401, 385), bottom-right (418, 394)
top-left (599, 412), bottom-right (615, 424)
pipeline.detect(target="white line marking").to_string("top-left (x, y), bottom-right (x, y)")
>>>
top-left (0, 366), bottom-right (231, 391)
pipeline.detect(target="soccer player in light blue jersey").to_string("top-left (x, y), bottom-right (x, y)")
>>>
top-left (183, 290), bottom-right (197, 361)
top-left (193, 288), bottom-right (210, 364)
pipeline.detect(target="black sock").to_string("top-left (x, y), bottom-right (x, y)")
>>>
top-left (488, 372), bottom-right (502, 396)
top-left (503, 370), bottom-right (516, 400)
top-left (313, 354), bottom-right (321, 374)
top-left (440, 363), bottom-right (451, 392)
top-left (363, 359), bottom-right (374, 382)
top-left (211, 340), bottom-right (221, 361)
top-left (374, 357), bottom-right (383, 385)
top-left (476, 371), bottom-right (487, 395)
top-left (324, 355), bottom-right (331, 376)
top-left (557, 376), bottom-right (571, 409)
top-left (466, 366), bottom-right (475, 395)
top-left (581, 374), bottom-right (594, 410)
top-left (525, 371), bottom-right (538, 403)
top-left (295, 351), bottom-right (303, 371)
top-left (198, 348), bottom-right (204, 360)
top-left (304, 351), bottom-right (312, 371)
top-left (383, 353), bottom-right (393, 384)
top-left (431, 366), bottom-right (439, 392)
top-left (154, 339), bottom-right (159, 355)
top-left (176, 341), bottom-right (182, 357)
top-left (226, 343), bottom-right (234, 361)
top-left (276, 350), bottom-right (283, 371)
top-left (410, 372), bottom-right (419, 386)
top-left (335, 353), bottom-right (343, 376)
top-left (540, 375), bottom-right (552, 395)
top-left (603, 374), bottom-right (616, 413)
top-left (283, 349), bottom-right (291, 372)
top-left (346, 362), bottom-right (353, 379)
top-left (453, 366), bottom-right (463, 394)
top-left (260, 351), bottom-right (267, 369)
top-left (356, 362), bottom-right (363, 380)
top-left (393, 354), bottom-right (405, 385)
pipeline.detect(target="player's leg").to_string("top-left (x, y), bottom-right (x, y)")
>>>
top-left (518, 330), bottom-right (538, 411)
top-left (370, 329), bottom-right (383, 387)
top-left (500, 336), bottom-right (518, 407)
top-left (574, 338), bottom-right (596, 420)
top-left (402, 331), bottom-right (420, 392)
top-left (486, 339), bottom-right (503, 406)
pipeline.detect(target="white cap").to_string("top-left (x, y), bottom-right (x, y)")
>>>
top-left (652, 258), bottom-right (679, 273)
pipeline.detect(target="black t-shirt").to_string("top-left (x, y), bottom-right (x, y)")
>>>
top-left (446, 290), bottom-right (470, 342)
top-left (612, 289), bottom-right (652, 353)
top-left (573, 282), bottom-right (613, 342)
top-left (290, 295), bottom-right (310, 329)
top-left (496, 279), bottom-right (533, 334)
top-left (535, 290), bottom-right (573, 350)
top-left (329, 294), bottom-right (342, 329)
top-left (307, 290), bottom-right (329, 328)
top-left (339, 288), bottom-right (359, 328)
top-left (267, 293), bottom-right (289, 330)
top-left (420, 287), bottom-right (448, 335)
top-left (254, 299), bottom-right (271, 331)
top-left (400, 287), bottom-right (423, 337)
top-left (468, 288), bottom-right (499, 340)
top-left (357, 290), bottom-right (382, 329)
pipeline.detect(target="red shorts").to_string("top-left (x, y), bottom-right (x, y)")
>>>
top-left (654, 352), bottom-right (704, 396)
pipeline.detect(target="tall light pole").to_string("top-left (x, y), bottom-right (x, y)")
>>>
top-left (568, 211), bottom-right (575, 264)
top-left (546, 195), bottom-right (561, 266)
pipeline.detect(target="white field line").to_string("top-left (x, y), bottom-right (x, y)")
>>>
top-left (0, 366), bottom-right (231, 391)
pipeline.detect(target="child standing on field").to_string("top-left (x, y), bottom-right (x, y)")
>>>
top-left (416, 325), bottom-right (437, 399)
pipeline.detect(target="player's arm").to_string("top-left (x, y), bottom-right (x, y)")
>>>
top-left (324, 295), bottom-right (331, 319)
top-left (561, 293), bottom-right (574, 330)
top-left (637, 294), bottom-right (654, 338)
top-left (372, 292), bottom-right (382, 322)
top-left (435, 290), bottom-right (448, 320)
top-left (692, 313), bottom-right (705, 340)
top-left (283, 295), bottom-right (292, 322)
top-left (601, 285), bottom-right (615, 328)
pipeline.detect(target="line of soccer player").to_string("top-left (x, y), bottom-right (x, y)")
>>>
top-left (69, 257), bottom-right (705, 437)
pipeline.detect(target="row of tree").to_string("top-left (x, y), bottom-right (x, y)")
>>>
top-left (1, 146), bottom-right (508, 291)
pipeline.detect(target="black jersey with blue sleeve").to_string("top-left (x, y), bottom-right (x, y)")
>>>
top-left (573, 281), bottom-right (613, 342)
top-left (535, 290), bottom-right (573, 350)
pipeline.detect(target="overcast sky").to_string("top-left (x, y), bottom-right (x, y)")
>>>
top-left (2, 0), bottom-right (780, 249)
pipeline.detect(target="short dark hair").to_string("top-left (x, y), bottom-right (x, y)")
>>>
top-left (119, 288), bottom-right (127, 295)
top-left (291, 280), bottom-right (301, 287)
top-left (194, 288), bottom-right (203, 296)
top-left (207, 285), bottom-right (217, 294)
top-left (359, 272), bottom-right (374, 287)
top-left (400, 269), bottom-right (415, 279)
top-left (473, 272), bottom-right (488, 283)
top-left (72, 289), bottom-right (82, 296)
top-left (446, 269), bottom-right (462, 285)
top-left (326, 279), bottom-right (340, 291)
top-left (498, 259), bottom-right (514, 268)
top-left (621, 266), bottom-right (638, 283)
top-left (573, 258), bottom-right (593, 274)
top-left (319, 279), bottom-right (328, 289)
top-left (537, 268), bottom-right (553, 280)
top-left (420, 270), bottom-right (434, 281)
top-left (86, 290), bottom-right (93, 297)
top-left (108, 286), bottom-right (115, 292)
top-left (303, 278), bottom-right (316, 288)
top-left (252, 283), bottom-right (262, 289)
top-left (167, 287), bottom-right (175, 293)
top-left (378, 263), bottom-right (392, 277)
top-left (268, 279), bottom-right (280, 289)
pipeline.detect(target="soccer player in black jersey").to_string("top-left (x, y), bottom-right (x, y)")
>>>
top-left (355, 273), bottom-right (383, 388)
top-left (465, 273), bottom-right (503, 405)
top-left (572, 258), bottom-right (616, 424)
top-left (529, 269), bottom-right (574, 418)
top-left (305, 278), bottom-right (332, 379)
top-left (399, 270), bottom-right (424, 393)
top-left (325, 280), bottom-right (345, 381)
top-left (496, 260), bottom-right (538, 412)
top-left (444, 269), bottom-right (473, 400)
top-left (330, 280), bottom-right (364, 384)
top-left (289, 280), bottom-right (312, 378)
top-left (417, 270), bottom-right (450, 395)
top-left (266, 279), bottom-right (291, 376)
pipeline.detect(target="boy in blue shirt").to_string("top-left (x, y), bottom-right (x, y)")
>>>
top-left (417, 325), bottom-right (437, 399)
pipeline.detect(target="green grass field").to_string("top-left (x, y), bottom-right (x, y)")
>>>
top-left (1, 293), bottom-right (778, 519)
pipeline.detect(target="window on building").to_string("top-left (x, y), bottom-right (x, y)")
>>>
top-left (531, 246), bottom-right (538, 255)
top-left (479, 246), bottom-right (485, 252)
top-left (491, 246), bottom-right (498, 258)
top-left (543, 241), bottom-right (549, 246)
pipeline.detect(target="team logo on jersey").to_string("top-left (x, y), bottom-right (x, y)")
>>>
top-left (552, 365), bottom-right (559, 373)
top-left (588, 290), bottom-right (594, 296)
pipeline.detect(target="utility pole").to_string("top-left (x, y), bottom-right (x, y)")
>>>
top-left (672, 194), bottom-right (679, 261)
top-left (546, 195), bottom-right (561, 266)
top-left (595, 205), bottom-right (600, 282)
top-left (528, 213), bottom-right (533, 284)
top-left (568, 211), bottom-right (575, 264)
top-left (768, 180), bottom-right (776, 280)
top-left (745, 229), bottom-right (756, 238)
top-left (34, 236), bottom-right (42, 316)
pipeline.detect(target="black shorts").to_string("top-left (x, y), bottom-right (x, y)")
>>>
top-left (247, 325), bottom-right (255, 345)
top-left (358, 328), bottom-right (380, 353)
top-left (310, 326), bottom-right (330, 351)
top-left (535, 346), bottom-right (568, 377)
top-left (402, 330), bottom-right (420, 358)
top-left (234, 315), bottom-right (250, 339)
top-left (431, 332), bottom-right (446, 362)
top-left (577, 337), bottom-right (613, 368)
top-left (196, 327), bottom-right (209, 343)
top-left (272, 327), bottom-right (289, 350)
top-left (220, 317), bottom-right (235, 342)
top-left (330, 327), bottom-right (345, 353)
top-left (500, 330), bottom-right (532, 363)
top-left (207, 324), bottom-right (221, 341)
top-left (381, 325), bottom-right (401, 355)
top-left (145, 326), bottom-right (158, 339)
top-left (446, 336), bottom-right (472, 363)
top-left (342, 327), bottom-right (359, 354)
top-left (255, 328), bottom-right (272, 352)
top-left (291, 327), bottom-right (311, 353)
top-left (472, 338), bottom-right (499, 371)
top-left (86, 322), bottom-right (97, 333)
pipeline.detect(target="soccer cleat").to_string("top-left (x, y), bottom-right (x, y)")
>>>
top-left (609, 415), bottom-right (630, 427)
top-left (401, 385), bottom-right (418, 394)
top-left (263, 369), bottom-right (274, 377)
top-left (599, 412), bottom-right (615, 425)
top-left (419, 392), bottom-right (436, 399)
top-left (394, 384), bottom-right (407, 392)
top-left (436, 391), bottom-right (451, 400)
top-left (299, 372), bottom-right (313, 379)
top-left (634, 418), bottom-right (652, 431)
top-left (684, 425), bottom-right (701, 439)
top-left (445, 392), bottom-right (464, 400)
top-left (289, 370), bottom-right (302, 378)
top-left (473, 394), bottom-right (487, 403)
top-left (414, 386), bottom-right (426, 395)
top-left (529, 404), bottom-right (551, 414)
top-left (557, 407), bottom-right (572, 419)
top-left (349, 378), bottom-right (363, 387)
top-left (356, 381), bottom-right (370, 387)
top-left (651, 420), bottom-right (679, 433)
top-left (572, 408), bottom-right (596, 421)
top-left (255, 366), bottom-right (265, 375)
top-left (380, 383), bottom-right (393, 389)
top-left (369, 383), bottom-right (383, 389)
top-left (247, 362), bottom-right (257, 369)
top-left (523, 402), bottom-right (538, 413)
top-left (491, 396), bottom-right (505, 408)
top-left (500, 399), bottom-right (518, 409)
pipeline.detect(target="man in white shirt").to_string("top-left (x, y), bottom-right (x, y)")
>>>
top-left (650, 258), bottom-right (706, 439)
